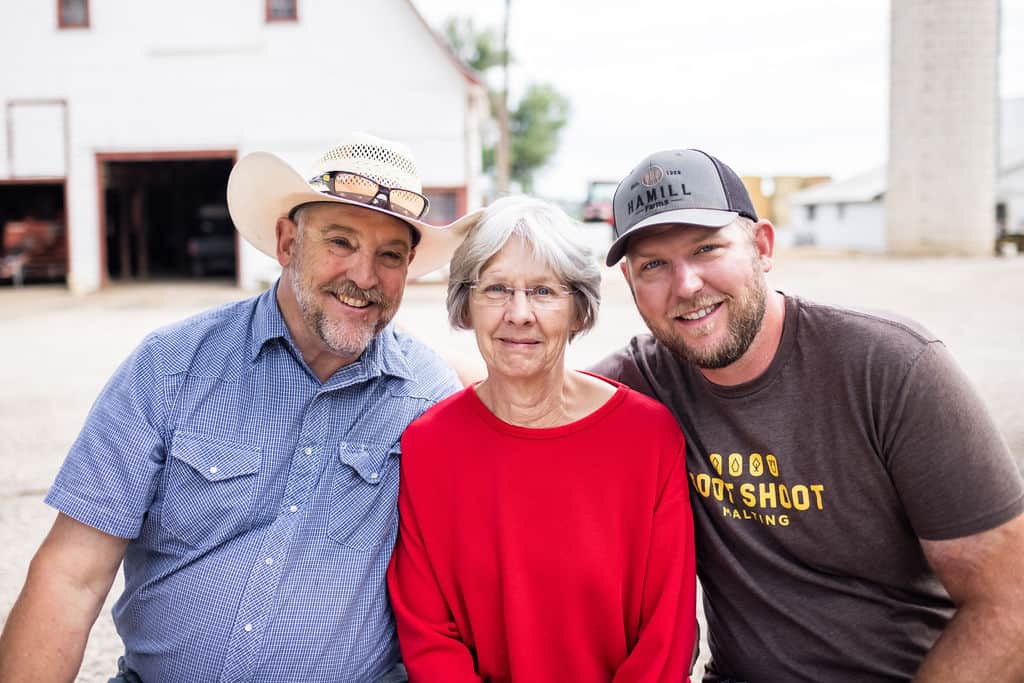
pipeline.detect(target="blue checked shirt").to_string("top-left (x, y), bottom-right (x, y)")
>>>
top-left (45, 285), bottom-right (461, 683)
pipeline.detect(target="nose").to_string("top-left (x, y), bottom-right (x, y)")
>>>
top-left (347, 250), bottom-right (380, 290)
top-left (503, 289), bottom-right (536, 325)
top-left (673, 262), bottom-right (704, 299)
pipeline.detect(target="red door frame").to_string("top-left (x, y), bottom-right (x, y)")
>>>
top-left (95, 149), bottom-right (237, 287)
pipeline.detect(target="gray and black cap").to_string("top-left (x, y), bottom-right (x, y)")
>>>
top-left (605, 149), bottom-right (758, 266)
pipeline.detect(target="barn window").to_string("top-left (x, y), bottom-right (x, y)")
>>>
top-left (266, 0), bottom-right (298, 22)
top-left (58, 0), bottom-right (89, 28)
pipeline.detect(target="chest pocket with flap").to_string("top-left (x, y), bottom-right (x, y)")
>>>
top-left (160, 431), bottom-right (262, 549)
top-left (328, 440), bottom-right (400, 552)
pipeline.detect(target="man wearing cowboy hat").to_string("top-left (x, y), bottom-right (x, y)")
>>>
top-left (0, 133), bottom-right (477, 682)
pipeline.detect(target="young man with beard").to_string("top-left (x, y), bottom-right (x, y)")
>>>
top-left (0, 133), bottom-right (478, 683)
top-left (592, 149), bottom-right (1024, 683)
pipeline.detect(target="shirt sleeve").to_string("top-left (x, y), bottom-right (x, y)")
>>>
top-left (387, 437), bottom-right (483, 683)
top-left (613, 434), bottom-right (697, 683)
top-left (44, 334), bottom-right (170, 539)
top-left (884, 342), bottom-right (1024, 540)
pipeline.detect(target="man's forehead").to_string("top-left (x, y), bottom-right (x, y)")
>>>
top-left (627, 223), bottom-right (720, 253)
top-left (301, 202), bottom-right (414, 244)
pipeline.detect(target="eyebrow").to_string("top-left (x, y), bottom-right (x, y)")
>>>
top-left (631, 230), bottom-right (719, 257)
top-left (319, 224), bottom-right (412, 251)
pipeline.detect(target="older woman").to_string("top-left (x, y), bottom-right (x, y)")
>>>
top-left (387, 196), bottom-right (696, 682)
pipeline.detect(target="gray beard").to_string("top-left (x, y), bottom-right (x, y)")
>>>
top-left (288, 264), bottom-right (389, 360)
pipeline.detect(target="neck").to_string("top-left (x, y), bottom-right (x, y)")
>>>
top-left (699, 290), bottom-right (787, 386)
top-left (276, 279), bottom-right (359, 383)
top-left (476, 369), bottom-right (579, 428)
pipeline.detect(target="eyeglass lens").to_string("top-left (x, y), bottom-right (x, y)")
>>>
top-left (472, 282), bottom-right (572, 309)
top-left (326, 172), bottom-right (427, 219)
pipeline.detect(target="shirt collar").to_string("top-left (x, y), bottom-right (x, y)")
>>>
top-left (358, 323), bottom-right (414, 382)
top-left (249, 284), bottom-right (290, 362)
top-left (249, 282), bottom-right (414, 382)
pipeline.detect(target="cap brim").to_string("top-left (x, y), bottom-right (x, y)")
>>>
top-left (227, 151), bottom-right (481, 279)
top-left (604, 208), bottom-right (738, 266)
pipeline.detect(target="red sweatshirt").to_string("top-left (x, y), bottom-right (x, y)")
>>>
top-left (387, 381), bottom-right (696, 682)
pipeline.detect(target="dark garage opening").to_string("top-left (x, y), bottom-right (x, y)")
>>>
top-left (0, 182), bottom-right (67, 285)
top-left (102, 157), bottom-right (236, 281)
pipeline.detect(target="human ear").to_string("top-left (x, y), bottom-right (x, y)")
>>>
top-left (275, 217), bottom-right (298, 267)
top-left (753, 220), bottom-right (776, 272)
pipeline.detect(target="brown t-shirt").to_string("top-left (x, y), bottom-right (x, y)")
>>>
top-left (591, 296), bottom-right (1024, 683)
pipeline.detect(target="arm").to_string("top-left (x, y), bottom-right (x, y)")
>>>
top-left (613, 443), bottom-right (698, 683)
top-left (913, 512), bottom-right (1024, 682)
top-left (387, 460), bottom-right (482, 683)
top-left (0, 513), bottom-right (129, 682)
top-left (878, 343), bottom-right (1024, 680)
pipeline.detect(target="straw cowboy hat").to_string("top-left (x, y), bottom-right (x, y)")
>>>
top-left (227, 132), bottom-right (480, 279)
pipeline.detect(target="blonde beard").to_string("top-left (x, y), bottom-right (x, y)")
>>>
top-left (644, 260), bottom-right (768, 370)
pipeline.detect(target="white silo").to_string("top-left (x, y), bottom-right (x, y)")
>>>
top-left (887, 0), bottom-right (1000, 255)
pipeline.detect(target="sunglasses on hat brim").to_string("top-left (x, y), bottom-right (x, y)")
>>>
top-left (309, 171), bottom-right (430, 221)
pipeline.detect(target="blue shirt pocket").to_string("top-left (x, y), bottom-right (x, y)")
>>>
top-left (328, 440), bottom-right (401, 552)
top-left (159, 431), bottom-right (262, 549)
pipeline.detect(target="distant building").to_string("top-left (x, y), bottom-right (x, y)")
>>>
top-left (741, 175), bottom-right (830, 231)
top-left (789, 98), bottom-right (1024, 252)
top-left (0, 0), bottom-right (487, 292)
top-left (788, 168), bottom-right (887, 251)
top-left (999, 98), bottom-right (1024, 235)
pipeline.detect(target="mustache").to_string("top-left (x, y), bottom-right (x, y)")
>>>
top-left (327, 280), bottom-right (390, 307)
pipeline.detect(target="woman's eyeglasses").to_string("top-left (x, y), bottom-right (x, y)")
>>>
top-left (311, 171), bottom-right (430, 220)
top-left (468, 281), bottom-right (575, 309)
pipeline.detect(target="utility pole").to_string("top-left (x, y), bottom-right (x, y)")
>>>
top-left (494, 0), bottom-right (511, 194)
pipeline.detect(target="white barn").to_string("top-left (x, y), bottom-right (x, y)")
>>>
top-left (0, 0), bottom-right (487, 292)
top-left (788, 98), bottom-right (1024, 252)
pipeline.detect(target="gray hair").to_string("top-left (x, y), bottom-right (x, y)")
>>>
top-left (447, 195), bottom-right (602, 340)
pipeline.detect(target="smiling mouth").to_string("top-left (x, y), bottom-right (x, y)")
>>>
top-left (499, 338), bottom-right (540, 345)
top-left (676, 302), bottom-right (721, 322)
top-left (334, 292), bottom-right (373, 309)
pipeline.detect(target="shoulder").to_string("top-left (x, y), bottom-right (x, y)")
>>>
top-left (399, 387), bottom-right (476, 478)
top-left (590, 334), bottom-right (678, 400)
top-left (792, 296), bottom-right (940, 368)
top-left (592, 334), bottom-right (670, 371)
top-left (794, 297), bottom-right (937, 347)
top-left (138, 296), bottom-right (261, 378)
top-left (583, 375), bottom-right (683, 450)
top-left (597, 384), bottom-right (685, 482)
top-left (616, 384), bottom-right (683, 439)
top-left (386, 328), bottom-right (461, 401)
top-left (402, 385), bottom-right (476, 443)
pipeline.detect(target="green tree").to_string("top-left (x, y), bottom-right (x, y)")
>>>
top-left (442, 17), bottom-right (571, 193)
top-left (443, 18), bottom-right (505, 73)
top-left (510, 84), bottom-right (570, 193)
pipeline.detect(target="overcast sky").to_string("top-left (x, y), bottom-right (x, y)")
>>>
top-left (413, 0), bottom-right (1024, 200)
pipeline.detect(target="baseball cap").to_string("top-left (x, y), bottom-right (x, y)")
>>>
top-left (605, 149), bottom-right (758, 266)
